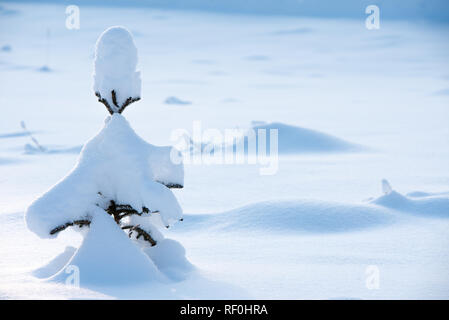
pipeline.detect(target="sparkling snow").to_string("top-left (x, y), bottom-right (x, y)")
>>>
top-left (1, 2), bottom-right (449, 299)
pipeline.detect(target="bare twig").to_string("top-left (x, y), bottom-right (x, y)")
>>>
top-left (118, 96), bottom-right (140, 114)
top-left (157, 181), bottom-right (183, 189)
top-left (95, 91), bottom-right (140, 114)
top-left (20, 121), bottom-right (46, 152)
top-left (111, 90), bottom-right (120, 109)
top-left (95, 92), bottom-right (114, 115)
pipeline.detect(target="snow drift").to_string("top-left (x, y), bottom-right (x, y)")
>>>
top-left (164, 96), bottom-right (192, 105)
top-left (33, 246), bottom-right (77, 279)
top-left (49, 210), bottom-right (162, 286)
top-left (178, 199), bottom-right (396, 234)
top-left (371, 183), bottom-right (449, 217)
top-left (29, 0), bottom-right (449, 21)
top-left (177, 181), bottom-right (449, 235)
top-left (227, 121), bottom-right (362, 155)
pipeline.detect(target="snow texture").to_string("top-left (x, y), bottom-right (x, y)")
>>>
top-left (367, 181), bottom-right (449, 217)
top-left (33, 246), bottom-right (76, 279)
top-left (31, 216), bottom-right (194, 285)
top-left (178, 199), bottom-right (396, 234)
top-left (144, 238), bottom-right (195, 281)
top-left (381, 179), bottom-right (393, 195)
top-left (30, 0), bottom-right (449, 21)
top-left (1, 2), bottom-right (449, 299)
top-left (372, 189), bottom-right (449, 217)
top-left (230, 121), bottom-right (362, 154)
top-left (177, 181), bottom-right (449, 235)
top-left (93, 26), bottom-right (141, 111)
top-left (164, 96), bottom-right (192, 105)
top-left (25, 114), bottom-right (183, 238)
top-left (50, 209), bottom-right (162, 286)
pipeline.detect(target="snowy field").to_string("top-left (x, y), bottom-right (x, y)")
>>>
top-left (1, 2), bottom-right (449, 299)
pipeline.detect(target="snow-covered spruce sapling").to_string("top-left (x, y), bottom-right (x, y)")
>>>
top-left (26, 26), bottom-right (184, 250)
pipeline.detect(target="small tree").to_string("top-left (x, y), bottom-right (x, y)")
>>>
top-left (26, 26), bottom-right (184, 252)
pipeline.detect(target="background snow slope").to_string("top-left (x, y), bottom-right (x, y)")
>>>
top-left (11, 0), bottom-right (449, 21)
top-left (1, 2), bottom-right (449, 299)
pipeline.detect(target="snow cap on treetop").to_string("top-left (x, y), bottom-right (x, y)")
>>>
top-left (93, 26), bottom-right (141, 113)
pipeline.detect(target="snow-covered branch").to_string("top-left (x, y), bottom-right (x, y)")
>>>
top-left (49, 219), bottom-right (91, 235)
top-left (95, 91), bottom-right (115, 114)
top-left (118, 96), bottom-right (140, 114)
top-left (122, 225), bottom-right (157, 246)
top-left (95, 90), bottom-right (141, 114)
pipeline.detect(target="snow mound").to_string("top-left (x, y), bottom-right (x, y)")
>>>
top-left (93, 26), bottom-right (141, 110)
top-left (178, 199), bottom-right (395, 234)
top-left (164, 96), bottom-right (192, 105)
top-left (50, 210), bottom-right (162, 286)
top-left (25, 114), bottom-right (183, 238)
top-left (33, 246), bottom-right (76, 279)
top-left (406, 190), bottom-right (449, 198)
top-left (144, 238), bottom-right (195, 281)
top-left (372, 190), bottom-right (449, 217)
top-left (381, 179), bottom-right (393, 195)
top-left (1, 44), bottom-right (12, 52)
top-left (75, 1), bottom-right (449, 21)
top-left (234, 121), bottom-right (361, 154)
top-left (38, 65), bottom-right (51, 73)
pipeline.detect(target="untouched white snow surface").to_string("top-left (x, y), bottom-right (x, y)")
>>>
top-left (177, 186), bottom-right (449, 234)
top-left (1, 2), bottom-right (449, 299)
